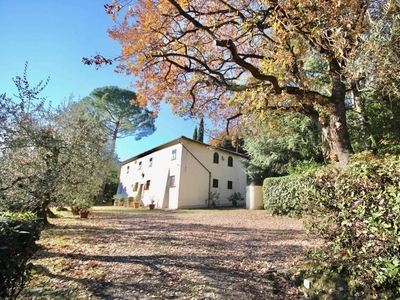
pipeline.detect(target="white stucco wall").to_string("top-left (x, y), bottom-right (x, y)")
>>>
top-left (117, 137), bottom-right (247, 209)
top-left (118, 143), bottom-right (183, 208)
top-left (179, 139), bottom-right (247, 208)
top-left (178, 142), bottom-right (211, 208)
top-left (246, 185), bottom-right (264, 210)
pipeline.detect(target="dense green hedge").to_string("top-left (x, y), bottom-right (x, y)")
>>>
top-left (303, 153), bottom-right (400, 297)
top-left (263, 175), bottom-right (308, 217)
top-left (263, 153), bottom-right (400, 296)
top-left (0, 212), bottom-right (41, 299)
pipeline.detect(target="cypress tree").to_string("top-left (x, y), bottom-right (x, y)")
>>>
top-left (198, 118), bottom-right (204, 143)
top-left (193, 126), bottom-right (198, 140)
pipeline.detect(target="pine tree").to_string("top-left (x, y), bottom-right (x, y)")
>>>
top-left (83, 86), bottom-right (156, 202)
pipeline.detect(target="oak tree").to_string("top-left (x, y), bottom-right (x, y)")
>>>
top-left (86, 0), bottom-right (396, 167)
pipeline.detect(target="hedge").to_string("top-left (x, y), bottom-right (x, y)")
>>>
top-left (262, 153), bottom-right (400, 297)
top-left (0, 212), bottom-right (41, 299)
top-left (303, 153), bottom-right (400, 297)
top-left (263, 175), bottom-right (308, 217)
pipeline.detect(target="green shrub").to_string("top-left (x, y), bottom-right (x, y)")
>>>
top-left (303, 153), bottom-right (400, 297)
top-left (227, 192), bottom-right (244, 203)
top-left (205, 191), bottom-right (220, 207)
top-left (263, 175), bottom-right (308, 217)
top-left (0, 212), bottom-right (42, 299)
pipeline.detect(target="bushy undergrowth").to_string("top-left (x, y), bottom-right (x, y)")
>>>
top-left (263, 161), bottom-right (320, 217)
top-left (303, 153), bottom-right (400, 297)
top-left (263, 153), bottom-right (400, 297)
top-left (0, 212), bottom-right (42, 299)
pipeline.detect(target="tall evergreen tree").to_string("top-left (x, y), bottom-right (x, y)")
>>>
top-left (198, 118), bottom-right (204, 143)
top-left (84, 86), bottom-right (156, 158)
top-left (243, 112), bottom-right (324, 179)
top-left (193, 126), bottom-right (198, 141)
top-left (83, 86), bottom-right (157, 202)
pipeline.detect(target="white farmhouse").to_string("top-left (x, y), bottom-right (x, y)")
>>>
top-left (116, 136), bottom-right (248, 209)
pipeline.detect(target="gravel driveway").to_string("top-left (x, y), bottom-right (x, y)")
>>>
top-left (24, 207), bottom-right (319, 299)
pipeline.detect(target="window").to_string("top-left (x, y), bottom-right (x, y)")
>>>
top-left (169, 175), bottom-right (176, 187)
top-left (133, 182), bottom-right (139, 192)
top-left (227, 180), bottom-right (233, 189)
top-left (212, 178), bottom-right (219, 188)
top-left (228, 156), bottom-right (233, 167)
top-left (126, 165), bottom-right (130, 174)
top-left (172, 149), bottom-right (177, 160)
top-left (149, 157), bottom-right (153, 167)
top-left (145, 180), bottom-right (151, 190)
top-left (213, 152), bottom-right (219, 164)
top-left (138, 161), bottom-right (142, 170)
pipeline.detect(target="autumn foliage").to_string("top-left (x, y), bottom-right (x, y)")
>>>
top-left (86, 0), bottom-right (396, 166)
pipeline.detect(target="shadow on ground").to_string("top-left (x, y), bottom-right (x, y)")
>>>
top-left (24, 208), bottom-right (316, 299)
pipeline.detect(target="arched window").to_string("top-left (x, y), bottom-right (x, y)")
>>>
top-left (227, 156), bottom-right (233, 167)
top-left (213, 152), bottom-right (219, 164)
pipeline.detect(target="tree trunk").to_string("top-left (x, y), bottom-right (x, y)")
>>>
top-left (97, 180), bottom-right (108, 204)
top-left (325, 101), bottom-right (353, 167)
top-left (35, 201), bottom-right (50, 225)
top-left (325, 59), bottom-right (354, 167)
top-left (46, 208), bottom-right (58, 218)
top-left (98, 123), bottom-right (119, 203)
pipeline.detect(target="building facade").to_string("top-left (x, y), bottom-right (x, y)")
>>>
top-left (117, 136), bottom-right (247, 209)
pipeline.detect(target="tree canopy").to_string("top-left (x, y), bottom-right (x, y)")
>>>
top-left (83, 0), bottom-right (400, 167)
top-left (243, 112), bottom-right (324, 179)
top-left (83, 86), bottom-right (156, 155)
top-left (52, 99), bottom-right (110, 211)
top-left (0, 65), bottom-right (109, 223)
top-left (83, 86), bottom-right (156, 202)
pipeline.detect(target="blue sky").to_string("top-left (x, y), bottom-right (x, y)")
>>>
top-left (0, 0), bottom-right (201, 161)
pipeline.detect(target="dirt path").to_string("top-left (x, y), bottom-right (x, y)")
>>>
top-left (22, 207), bottom-right (319, 299)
